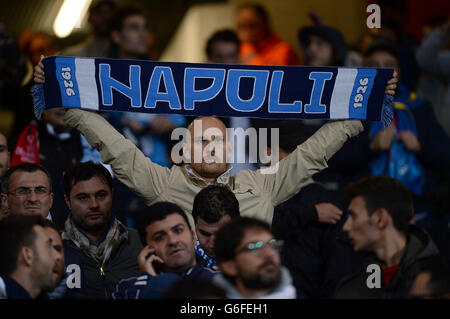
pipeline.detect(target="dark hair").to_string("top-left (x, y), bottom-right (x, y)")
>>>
top-left (0, 214), bottom-right (47, 276)
top-left (205, 29), bottom-right (240, 57)
top-left (110, 5), bottom-right (146, 32)
top-left (415, 254), bottom-right (450, 297)
top-left (214, 217), bottom-right (272, 263)
top-left (237, 3), bottom-right (269, 22)
top-left (163, 277), bottom-right (227, 299)
top-left (1, 163), bottom-right (52, 194)
top-left (137, 201), bottom-right (191, 246)
top-left (63, 161), bottom-right (113, 196)
top-left (192, 185), bottom-right (240, 224)
top-left (363, 38), bottom-right (399, 61)
top-left (343, 176), bottom-right (413, 235)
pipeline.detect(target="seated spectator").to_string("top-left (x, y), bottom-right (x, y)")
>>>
top-left (192, 184), bottom-right (240, 269)
top-left (298, 23), bottom-right (347, 67)
top-left (0, 215), bottom-right (63, 299)
top-left (364, 39), bottom-right (450, 221)
top-left (42, 219), bottom-right (67, 299)
top-left (410, 254), bottom-right (450, 299)
top-left (1, 163), bottom-right (54, 221)
top-left (0, 132), bottom-right (10, 178)
top-left (0, 132), bottom-right (10, 220)
top-left (297, 23), bottom-right (373, 192)
top-left (236, 3), bottom-right (299, 66)
top-left (62, 161), bottom-right (142, 299)
top-left (60, 0), bottom-right (117, 58)
top-left (416, 18), bottom-right (450, 137)
top-left (10, 109), bottom-right (83, 229)
top-left (113, 201), bottom-right (216, 299)
top-left (269, 120), bottom-right (362, 299)
top-left (213, 217), bottom-right (296, 299)
top-left (334, 176), bottom-right (439, 299)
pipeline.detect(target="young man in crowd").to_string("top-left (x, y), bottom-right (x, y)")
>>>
top-left (0, 215), bottom-right (63, 299)
top-left (192, 184), bottom-right (240, 269)
top-left (62, 161), bottom-right (142, 298)
top-left (236, 3), bottom-right (299, 66)
top-left (113, 201), bottom-right (216, 299)
top-left (1, 163), bottom-right (54, 221)
top-left (213, 217), bottom-right (296, 299)
top-left (334, 176), bottom-right (439, 298)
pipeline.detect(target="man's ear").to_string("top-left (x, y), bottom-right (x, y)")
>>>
top-left (21, 246), bottom-right (34, 267)
top-left (220, 260), bottom-right (238, 277)
top-left (111, 30), bottom-right (120, 46)
top-left (64, 194), bottom-right (71, 210)
top-left (0, 193), bottom-right (9, 211)
top-left (373, 208), bottom-right (390, 230)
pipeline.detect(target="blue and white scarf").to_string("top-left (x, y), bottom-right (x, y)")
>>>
top-left (195, 240), bottom-right (218, 269)
top-left (32, 56), bottom-right (393, 126)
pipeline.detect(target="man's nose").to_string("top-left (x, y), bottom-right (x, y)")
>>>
top-left (88, 197), bottom-right (100, 209)
top-left (343, 218), bottom-right (351, 233)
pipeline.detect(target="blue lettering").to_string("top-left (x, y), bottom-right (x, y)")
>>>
top-left (144, 67), bottom-right (181, 109)
top-left (268, 71), bottom-right (302, 113)
top-left (100, 64), bottom-right (142, 107)
top-left (226, 69), bottom-right (269, 112)
top-left (304, 72), bottom-right (333, 114)
top-left (184, 68), bottom-right (225, 110)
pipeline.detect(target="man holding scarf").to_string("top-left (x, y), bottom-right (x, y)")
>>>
top-left (33, 62), bottom-right (398, 229)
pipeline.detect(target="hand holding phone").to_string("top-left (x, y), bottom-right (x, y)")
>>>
top-left (138, 245), bottom-right (164, 276)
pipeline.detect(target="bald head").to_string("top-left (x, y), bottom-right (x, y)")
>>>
top-left (183, 117), bottom-right (232, 183)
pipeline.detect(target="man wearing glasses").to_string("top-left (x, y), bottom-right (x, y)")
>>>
top-left (0, 163), bottom-right (54, 222)
top-left (213, 217), bottom-right (296, 299)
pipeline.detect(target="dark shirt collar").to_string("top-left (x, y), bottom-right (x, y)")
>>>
top-left (1, 275), bottom-right (32, 299)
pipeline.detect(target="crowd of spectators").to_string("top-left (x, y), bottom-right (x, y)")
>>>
top-left (0, 0), bottom-right (449, 299)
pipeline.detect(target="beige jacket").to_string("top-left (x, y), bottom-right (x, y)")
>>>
top-left (64, 109), bottom-right (363, 227)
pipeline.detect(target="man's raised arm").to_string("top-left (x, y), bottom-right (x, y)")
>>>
top-left (34, 62), bottom-right (170, 203)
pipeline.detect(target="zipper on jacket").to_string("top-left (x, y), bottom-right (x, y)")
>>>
top-left (99, 265), bottom-right (108, 298)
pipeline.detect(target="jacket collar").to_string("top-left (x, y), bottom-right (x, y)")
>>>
top-left (182, 164), bottom-right (233, 187)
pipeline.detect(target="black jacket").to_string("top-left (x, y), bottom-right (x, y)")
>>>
top-left (272, 183), bottom-right (363, 299)
top-left (63, 227), bottom-right (143, 299)
top-left (334, 225), bottom-right (439, 299)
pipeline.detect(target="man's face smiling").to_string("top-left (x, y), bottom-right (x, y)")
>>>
top-left (145, 213), bottom-right (196, 274)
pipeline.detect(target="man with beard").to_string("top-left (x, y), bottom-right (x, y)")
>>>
top-left (1, 163), bottom-right (54, 221)
top-left (113, 201), bottom-right (216, 299)
top-left (213, 217), bottom-right (296, 299)
top-left (62, 161), bottom-right (142, 298)
top-left (0, 215), bottom-right (63, 299)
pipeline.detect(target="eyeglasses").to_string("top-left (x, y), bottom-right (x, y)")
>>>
top-left (8, 186), bottom-right (50, 197)
top-left (235, 239), bottom-right (284, 255)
